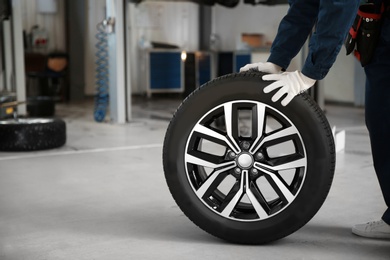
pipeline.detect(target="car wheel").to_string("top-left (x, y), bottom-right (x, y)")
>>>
top-left (0, 118), bottom-right (66, 151)
top-left (163, 72), bottom-right (335, 244)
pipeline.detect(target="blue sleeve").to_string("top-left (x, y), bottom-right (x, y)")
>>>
top-left (268, 0), bottom-right (360, 80)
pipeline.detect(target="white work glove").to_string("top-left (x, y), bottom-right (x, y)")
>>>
top-left (262, 71), bottom-right (316, 106)
top-left (240, 62), bottom-right (282, 74)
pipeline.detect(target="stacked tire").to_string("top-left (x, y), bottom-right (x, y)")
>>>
top-left (0, 118), bottom-right (66, 151)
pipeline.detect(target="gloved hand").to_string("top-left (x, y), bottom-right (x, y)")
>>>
top-left (239, 62), bottom-right (282, 74)
top-left (262, 71), bottom-right (316, 106)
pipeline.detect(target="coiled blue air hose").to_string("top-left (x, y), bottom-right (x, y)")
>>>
top-left (94, 21), bottom-right (109, 122)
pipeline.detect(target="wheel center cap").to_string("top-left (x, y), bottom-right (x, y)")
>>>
top-left (237, 153), bottom-right (254, 169)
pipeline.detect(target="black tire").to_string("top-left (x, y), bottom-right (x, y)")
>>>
top-left (216, 0), bottom-right (240, 8)
top-left (0, 118), bottom-right (66, 151)
top-left (27, 96), bottom-right (55, 117)
top-left (163, 72), bottom-right (335, 244)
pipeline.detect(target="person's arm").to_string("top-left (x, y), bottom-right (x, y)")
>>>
top-left (241, 0), bottom-right (320, 75)
top-left (300, 0), bottom-right (360, 80)
top-left (267, 0), bottom-right (320, 71)
top-left (263, 0), bottom-right (360, 106)
top-left (269, 0), bottom-right (360, 80)
top-left (241, 0), bottom-right (360, 106)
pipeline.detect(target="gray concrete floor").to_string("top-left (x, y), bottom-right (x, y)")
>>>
top-left (0, 97), bottom-right (389, 260)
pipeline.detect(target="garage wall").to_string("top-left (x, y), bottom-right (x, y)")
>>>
top-left (213, 3), bottom-right (303, 72)
top-left (20, 0), bottom-right (66, 52)
top-left (85, 1), bottom-right (199, 96)
top-left (213, 3), bottom-right (288, 51)
top-left (16, 1), bottom-right (358, 102)
top-left (322, 51), bottom-right (361, 104)
top-left (124, 1), bottom-right (199, 95)
top-left (134, 1), bottom-right (199, 51)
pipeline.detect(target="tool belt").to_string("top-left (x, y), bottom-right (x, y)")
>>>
top-left (345, 3), bottom-right (384, 67)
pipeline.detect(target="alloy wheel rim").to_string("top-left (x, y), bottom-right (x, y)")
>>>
top-left (184, 100), bottom-right (307, 222)
top-left (0, 118), bottom-right (54, 125)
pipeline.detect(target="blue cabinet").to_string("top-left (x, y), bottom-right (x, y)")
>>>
top-left (148, 52), bottom-right (183, 95)
top-left (217, 51), bottom-right (251, 77)
top-left (145, 50), bottom-right (252, 96)
top-left (198, 53), bottom-right (212, 86)
top-left (235, 53), bottom-right (251, 72)
top-left (146, 50), bottom-right (213, 97)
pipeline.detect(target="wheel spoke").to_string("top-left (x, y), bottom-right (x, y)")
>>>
top-left (193, 123), bottom-right (240, 154)
top-left (255, 157), bottom-right (306, 172)
top-left (264, 126), bottom-right (296, 144)
top-left (220, 170), bottom-right (270, 219)
top-left (245, 171), bottom-right (269, 219)
top-left (248, 183), bottom-right (271, 213)
top-left (186, 153), bottom-right (221, 169)
top-left (224, 103), bottom-right (241, 154)
top-left (221, 170), bottom-right (246, 218)
top-left (271, 157), bottom-right (306, 171)
top-left (195, 161), bottom-right (237, 198)
top-left (186, 151), bottom-right (225, 168)
top-left (252, 126), bottom-right (296, 153)
top-left (249, 104), bottom-right (266, 154)
top-left (254, 165), bottom-right (294, 203)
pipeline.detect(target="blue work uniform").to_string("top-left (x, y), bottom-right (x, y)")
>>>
top-left (267, 0), bottom-right (390, 225)
top-left (267, 0), bottom-right (360, 80)
top-left (364, 2), bottom-right (390, 225)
